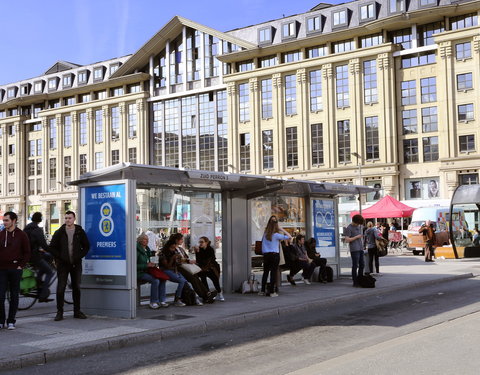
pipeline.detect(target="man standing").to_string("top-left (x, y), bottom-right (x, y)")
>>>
top-left (419, 220), bottom-right (436, 262)
top-left (24, 212), bottom-right (54, 302)
top-left (0, 212), bottom-right (31, 329)
top-left (49, 211), bottom-right (90, 321)
top-left (344, 214), bottom-right (365, 287)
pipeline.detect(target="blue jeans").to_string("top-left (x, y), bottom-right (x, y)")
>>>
top-left (163, 270), bottom-right (187, 299)
top-left (0, 269), bottom-right (23, 324)
top-left (350, 250), bottom-right (365, 285)
top-left (139, 273), bottom-right (166, 303)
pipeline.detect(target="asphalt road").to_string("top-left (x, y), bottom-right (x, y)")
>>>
top-left (6, 275), bottom-right (480, 375)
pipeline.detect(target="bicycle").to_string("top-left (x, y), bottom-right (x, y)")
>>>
top-left (7, 262), bottom-right (73, 310)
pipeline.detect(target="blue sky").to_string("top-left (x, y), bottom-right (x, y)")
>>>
top-left (0, 0), bottom-right (343, 85)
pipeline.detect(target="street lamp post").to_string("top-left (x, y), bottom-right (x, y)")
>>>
top-left (351, 152), bottom-right (363, 215)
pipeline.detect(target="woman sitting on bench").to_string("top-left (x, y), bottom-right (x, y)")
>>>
top-left (136, 233), bottom-right (168, 309)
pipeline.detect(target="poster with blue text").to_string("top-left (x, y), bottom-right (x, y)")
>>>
top-left (82, 184), bottom-right (127, 279)
top-left (312, 199), bottom-right (336, 258)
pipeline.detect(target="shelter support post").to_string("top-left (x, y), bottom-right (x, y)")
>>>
top-left (222, 192), bottom-right (250, 292)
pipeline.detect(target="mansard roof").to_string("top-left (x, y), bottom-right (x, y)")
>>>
top-left (111, 15), bottom-right (256, 78)
top-left (44, 60), bottom-right (82, 75)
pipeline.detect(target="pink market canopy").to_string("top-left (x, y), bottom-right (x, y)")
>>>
top-left (350, 195), bottom-right (416, 219)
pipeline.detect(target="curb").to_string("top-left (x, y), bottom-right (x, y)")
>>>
top-left (1, 272), bottom-right (474, 371)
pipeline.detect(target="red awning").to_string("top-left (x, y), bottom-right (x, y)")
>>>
top-left (350, 195), bottom-right (416, 219)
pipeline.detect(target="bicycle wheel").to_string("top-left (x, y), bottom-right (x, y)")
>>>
top-left (7, 289), bottom-right (38, 311)
top-left (64, 274), bottom-right (73, 304)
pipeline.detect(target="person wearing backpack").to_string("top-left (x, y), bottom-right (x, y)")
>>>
top-left (24, 212), bottom-right (54, 302)
top-left (364, 221), bottom-right (382, 275)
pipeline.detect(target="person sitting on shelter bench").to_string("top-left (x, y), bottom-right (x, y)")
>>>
top-left (286, 235), bottom-right (316, 286)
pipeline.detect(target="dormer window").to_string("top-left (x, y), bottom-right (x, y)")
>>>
top-left (34, 80), bottom-right (44, 93)
top-left (48, 77), bottom-right (59, 91)
top-left (258, 27), bottom-right (273, 45)
top-left (389, 0), bottom-right (405, 14)
top-left (282, 21), bottom-right (297, 40)
top-left (109, 63), bottom-right (121, 76)
top-left (78, 70), bottom-right (89, 85)
top-left (420, 0), bottom-right (437, 7)
top-left (7, 87), bottom-right (17, 98)
top-left (360, 3), bottom-right (376, 22)
top-left (333, 9), bottom-right (348, 27)
top-left (93, 67), bottom-right (105, 81)
top-left (62, 74), bottom-right (73, 88)
top-left (307, 16), bottom-right (322, 34)
top-left (20, 84), bottom-right (31, 96)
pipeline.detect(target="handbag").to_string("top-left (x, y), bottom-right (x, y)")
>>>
top-left (147, 266), bottom-right (170, 281)
top-left (254, 240), bottom-right (263, 255)
top-left (241, 273), bottom-right (259, 294)
top-left (180, 263), bottom-right (202, 275)
top-left (375, 237), bottom-right (388, 257)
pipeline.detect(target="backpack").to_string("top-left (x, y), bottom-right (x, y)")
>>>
top-left (181, 283), bottom-right (197, 305)
top-left (358, 274), bottom-right (376, 288)
top-left (325, 266), bottom-right (334, 282)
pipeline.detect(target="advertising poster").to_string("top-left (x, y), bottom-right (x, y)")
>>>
top-left (82, 184), bottom-right (127, 285)
top-left (190, 198), bottom-right (215, 246)
top-left (312, 199), bottom-right (336, 258)
top-left (251, 200), bottom-right (272, 242)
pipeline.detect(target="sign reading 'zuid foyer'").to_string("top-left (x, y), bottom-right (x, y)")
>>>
top-left (81, 183), bottom-right (127, 286)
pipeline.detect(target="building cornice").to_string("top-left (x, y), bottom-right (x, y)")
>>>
top-left (0, 72), bottom-right (149, 110)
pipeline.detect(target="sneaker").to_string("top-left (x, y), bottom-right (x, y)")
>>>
top-left (160, 302), bottom-right (169, 308)
top-left (0, 324), bottom-right (3, 329)
top-left (195, 297), bottom-right (204, 306)
top-left (287, 275), bottom-right (296, 286)
top-left (7, 323), bottom-right (15, 330)
top-left (74, 311), bottom-right (87, 319)
top-left (217, 292), bottom-right (225, 302)
top-left (303, 279), bottom-right (311, 285)
top-left (149, 302), bottom-right (160, 309)
top-left (269, 292), bottom-right (279, 297)
top-left (174, 300), bottom-right (186, 307)
top-left (258, 291), bottom-right (265, 296)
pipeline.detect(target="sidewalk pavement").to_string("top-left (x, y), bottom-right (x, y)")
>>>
top-left (2, 255), bottom-right (480, 371)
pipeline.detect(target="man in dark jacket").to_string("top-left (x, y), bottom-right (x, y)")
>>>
top-left (24, 212), bottom-right (54, 302)
top-left (49, 211), bottom-right (90, 321)
top-left (0, 211), bottom-right (31, 330)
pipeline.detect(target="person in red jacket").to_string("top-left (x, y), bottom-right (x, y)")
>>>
top-left (0, 211), bottom-right (31, 330)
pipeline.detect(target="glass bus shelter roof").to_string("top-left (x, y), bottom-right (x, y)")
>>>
top-left (70, 163), bottom-right (374, 198)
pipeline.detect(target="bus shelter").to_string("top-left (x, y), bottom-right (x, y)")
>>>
top-left (70, 163), bottom-right (373, 318)
top-left (449, 184), bottom-right (480, 259)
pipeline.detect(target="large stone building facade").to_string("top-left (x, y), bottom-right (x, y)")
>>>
top-left (1, 0), bottom-right (480, 230)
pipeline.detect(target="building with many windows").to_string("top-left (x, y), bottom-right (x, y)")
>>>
top-left (220, 0), bottom-right (480, 225)
top-left (1, 1), bottom-right (480, 230)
